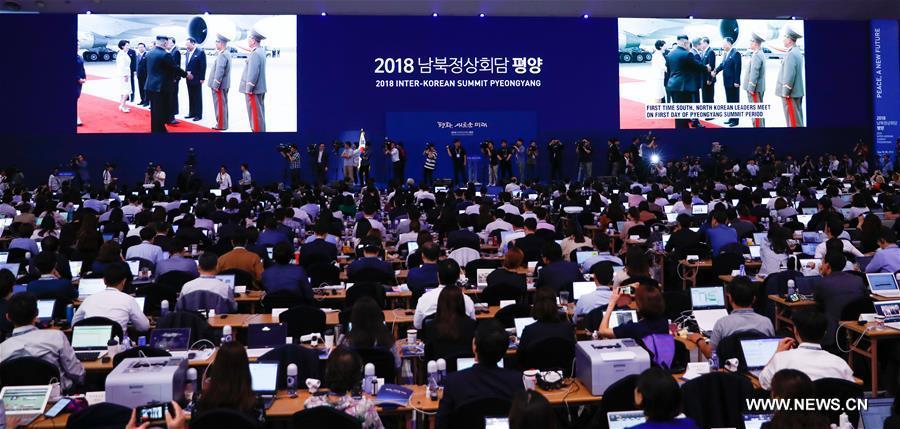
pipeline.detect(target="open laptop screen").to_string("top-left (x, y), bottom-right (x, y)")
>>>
top-left (874, 301), bottom-right (900, 320)
top-left (71, 325), bottom-right (113, 350)
top-left (0, 385), bottom-right (51, 415)
top-left (247, 323), bottom-right (287, 349)
top-left (572, 282), bottom-right (596, 301)
top-left (740, 338), bottom-right (781, 369)
top-left (149, 328), bottom-right (191, 352)
top-left (249, 362), bottom-right (279, 394)
top-left (608, 310), bottom-right (638, 329)
top-left (607, 410), bottom-right (646, 429)
top-left (37, 300), bottom-right (55, 321)
top-left (575, 251), bottom-right (599, 265)
top-left (514, 317), bottom-right (536, 338)
top-left (867, 273), bottom-right (899, 293)
top-left (690, 286), bottom-right (725, 310)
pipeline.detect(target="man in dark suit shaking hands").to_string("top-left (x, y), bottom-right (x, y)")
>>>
top-left (699, 37), bottom-right (716, 104)
top-left (144, 35), bottom-right (187, 133)
top-left (183, 37), bottom-right (207, 121)
top-left (665, 35), bottom-right (709, 129)
top-left (714, 37), bottom-right (742, 126)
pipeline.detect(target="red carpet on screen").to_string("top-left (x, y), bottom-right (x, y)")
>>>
top-left (77, 94), bottom-right (217, 134)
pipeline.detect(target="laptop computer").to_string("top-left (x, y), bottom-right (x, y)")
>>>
top-left (665, 212), bottom-right (678, 223)
top-left (71, 324), bottom-right (112, 361)
top-left (801, 207), bottom-right (817, 215)
top-left (801, 231), bottom-right (823, 244)
top-left (748, 245), bottom-right (761, 260)
top-left (457, 357), bottom-right (504, 371)
top-left (800, 243), bottom-right (818, 256)
top-left (77, 278), bottom-right (106, 299)
top-left (126, 260), bottom-right (140, 277)
top-left (68, 261), bottom-right (83, 278)
top-left (607, 410), bottom-right (646, 429)
top-left (484, 417), bottom-right (510, 429)
top-left (798, 258), bottom-right (822, 277)
top-left (691, 286), bottom-right (728, 334)
top-left (150, 328), bottom-right (191, 352)
top-left (860, 397), bottom-right (893, 429)
top-left (740, 338), bottom-right (781, 377)
top-left (575, 251), bottom-right (599, 266)
top-left (742, 413), bottom-right (773, 429)
top-left (216, 274), bottom-right (237, 293)
top-left (0, 262), bottom-right (20, 276)
top-left (572, 282), bottom-right (596, 301)
top-left (0, 385), bottom-right (52, 426)
top-left (609, 310), bottom-right (638, 329)
top-left (514, 317), bottom-right (536, 338)
top-left (406, 242), bottom-right (419, 254)
top-left (37, 300), bottom-right (55, 322)
top-left (874, 300), bottom-right (900, 330)
top-left (246, 323), bottom-right (287, 358)
top-left (867, 273), bottom-right (900, 298)
top-left (475, 269), bottom-right (493, 289)
top-left (135, 296), bottom-right (146, 314)
top-left (796, 214), bottom-right (812, 227)
top-left (752, 232), bottom-right (767, 246)
top-left (692, 205), bottom-right (708, 215)
top-left (0, 251), bottom-right (7, 263)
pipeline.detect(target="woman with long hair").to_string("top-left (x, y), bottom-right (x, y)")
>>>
top-left (115, 40), bottom-right (132, 112)
top-left (484, 247), bottom-right (527, 304)
top-left (560, 219), bottom-right (589, 261)
top-left (195, 341), bottom-right (264, 423)
top-left (32, 215), bottom-right (58, 240)
top-left (518, 287), bottom-right (575, 352)
top-left (759, 224), bottom-right (791, 277)
top-left (421, 285), bottom-right (476, 361)
top-left (344, 296), bottom-right (399, 367)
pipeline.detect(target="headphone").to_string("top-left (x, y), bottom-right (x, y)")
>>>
top-left (536, 369), bottom-right (565, 391)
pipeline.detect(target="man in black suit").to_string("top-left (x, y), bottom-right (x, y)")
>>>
top-left (436, 319), bottom-right (524, 429)
top-left (127, 46), bottom-right (137, 102)
top-left (534, 242), bottom-right (582, 296)
top-left (299, 221), bottom-right (339, 269)
top-left (699, 37), bottom-right (716, 104)
top-left (314, 143), bottom-right (329, 185)
top-left (665, 35), bottom-right (708, 128)
top-left (346, 240), bottom-right (396, 285)
top-left (166, 37), bottom-right (182, 124)
top-left (144, 35), bottom-right (187, 133)
top-left (447, 216), bottom-right (481, 252)
top-left (812, 251), bottom-right (867, 347)
top-left (511, 218), bottom-right (546, 262)
top-left (713, 37), bottom-right (743, 126)
top-left (135, 42), bottom-right (149, 106)
top-left (183, 37), bottom-right (207, 121)
top-left (665, 214), bottom-right (701, 260)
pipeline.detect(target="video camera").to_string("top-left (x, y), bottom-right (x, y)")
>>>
top-left (276, 144), bottom-right (292, 154)
top-left (306, 144), bottom-right (318, 156)
top-left (480, 140), bottom-right (492, 151)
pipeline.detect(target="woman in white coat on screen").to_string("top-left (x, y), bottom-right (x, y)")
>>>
top-left (650, 39), bottom-right (667, 104)
top-left (115, 40), bottom-right (132, 112)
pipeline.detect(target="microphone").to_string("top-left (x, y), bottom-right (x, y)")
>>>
top-left (221, 325), bottom-right (233, 344)
top-left (436, 358), bottom-right (447, 385)
top-left (286, 363), bottom-right (298, 396)
top-left (160, 300), bottom-right (169, 317)
top-left (185, 368), bottom-right (198, 403)
top-left (364, 363), bottom-right (376, 395)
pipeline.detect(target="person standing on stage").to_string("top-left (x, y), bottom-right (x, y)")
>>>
top-left (548, 139), bottom-right (563, 181)
top-left (351, 142), bottom-right (361, 184)
top-left (484, 141), bottom-right (498, 186)
top-left (498, 140), bottom-right (513, 182)
top-left (240, 30), bottom-right (267, 132)
top-left (513, 139), bottom-right (525, 179)
top-left (76, 43), bottom-right (86, 126)
top-left (576, 138), bottom-right (593, 182)
top-left (184, 37), bottom-right (206, 121)
top-left (315, 143), bottom-right (329, 185)
top-left (777, 28), bottom-right (805, 127)
top-left (135, 42), bottom-right (149, 106)
top-left (341, 142), bottom-right (357, 183)
top-left (385, 141), bottom-right (403, 184)
top-left (115, 40), bottom-right (132, 113)
top-left (102, 164), bottom-right (117, 192)
top-left (742, 33), bottom-right (767, 128)
top-left (216, 165), bottom-right (232, 190)
top-left (423, 143), bottom-right (437, 188)
top-left (282, 144), bottom-right (301, 188)
top-left (239, 163), bottom-right (252, 188)
top-left (208, 34), bottom-right (231, 131)
top-left (713, 36), bottom-right (742, 127)
top-left (447, 139), bottom-right (466, 187)
top-left (144, 35), bottom-right (186, 133)
top-left (358, 146), bottom-right (371, 186)
top-left (525, 141), bottom-right (538, 181)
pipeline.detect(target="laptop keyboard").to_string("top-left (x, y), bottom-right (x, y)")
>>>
top-left (75, 351), bottom-right (101, 361)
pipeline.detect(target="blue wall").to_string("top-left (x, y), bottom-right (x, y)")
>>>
top-left (0, 14), bottom-right (875, 187)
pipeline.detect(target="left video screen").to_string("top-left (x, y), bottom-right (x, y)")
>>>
top-left (77, 14), bottom-right (297, 134)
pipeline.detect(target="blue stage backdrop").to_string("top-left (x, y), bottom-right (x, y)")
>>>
top-left (0, 14), bottom-right (878, 187)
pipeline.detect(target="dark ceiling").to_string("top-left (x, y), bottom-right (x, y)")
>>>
top-left (5, 0), bottom-right (900, 20)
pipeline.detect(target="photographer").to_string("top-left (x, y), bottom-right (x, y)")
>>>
top-left (385, 141), bottom-right (402, 184)
top-left (423, 143), bottom-right (437, 187)
top-left (279, 144), bottom-right (301, 188)
top-left (72, 154), bottom-right (89, 191)
top-left (447, 139), bottom-right (466, 187)
top-left (526, 141), bottom-right (538, 181)
top-left (483, 141), bottom-right (498, 186)
top-left (576, 138), bottom-right (592, 182)
top-left (548, 139), bottom-right (563, 181)
top-left (498, 140), bottom-right (513, 182)
top-left (341, 142), bottom-right (357, 183)
top-left (314, 143), bottom-right (329, 185)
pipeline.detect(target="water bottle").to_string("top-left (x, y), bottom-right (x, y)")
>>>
top-left (185, 368), bottom-right (197, 408)
top-left (400, 359), bottom-right (414, 385)
top-left (709, 350), bottom-right (719, 371)
top-left (121, 335), bottom-right (132, 352)
top-left (436, 358), bottom-right (447, 386)
top-left (221, 325), bottom-right (233, 344)
top-left (787, 279), bottom-right (796, 297)
top-left (738, 264), bottom-right (746, 277)
top-left (427, 360), bottom-right (439, 400)
top-left (107, 338), bottom-right (119, 360)
top-left (65, 304), bottom-right (74, 325)
top-left (363, 363), bottom-right (377, 395)
top-left (286, 363), bottom-right (298, 397)
top-left (137, 336), bottom-right (146, 347)
top-left (160, 300), bottom-right (169, 318)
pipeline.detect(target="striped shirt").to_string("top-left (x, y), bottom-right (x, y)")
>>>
top-left (424, 152), bottom-right (436, 170)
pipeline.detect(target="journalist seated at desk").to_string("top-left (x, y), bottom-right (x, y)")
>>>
top-left (304, 346), bottom-right (384, 429)
top-left (688, 276), bottom-right (774, 358)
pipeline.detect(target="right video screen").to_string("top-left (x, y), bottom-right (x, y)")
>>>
top-left (618, 18), bottom-right (806, 129)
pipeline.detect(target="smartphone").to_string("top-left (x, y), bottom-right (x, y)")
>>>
top-left (135, 403), bottom-right (170, 425)
top-left (621, 286), bottom-right (634, 295)
top-left (44, 398), bottom-right (71, 418)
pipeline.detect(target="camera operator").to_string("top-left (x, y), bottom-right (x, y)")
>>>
top-left (341, 142), bottom-right (358, 183)
top-left (314, 143), bottom-right (329, 185)
top-left (385, 140), bottom-right (402, 184)
top-left (607, 138), bottom-right (623, 177)
top-left (498, 140), bottom-right (512, 182)
top-left (548, 139), bottom-right (563, 181)
top-left (483, 140), bottom-right (498, 186)
top-left (102, 163), bottom-right (118, 192)
top-left (423, 143), bottom-right (437, 187)
top-left (576, 138), bottom-right (593, 182)
top-left (447, 139), bottom-right (466, 187)
top-left (513, 139), bottom-right (525, 179)
top-left (526, 141), bottom-right (538, 181)
top-left (71, 154), bottom-right (89, 191)
top-left (279, 144), bottom-right (302, 188)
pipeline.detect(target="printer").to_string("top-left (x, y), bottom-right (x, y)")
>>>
top-left (575, 339), bottom-right (651, 395)
top-left (106, 357), bottom-right (188, 408)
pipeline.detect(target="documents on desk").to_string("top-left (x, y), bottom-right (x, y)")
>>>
top-left (575, 339), bottom-right (650, 395)
top-left (106, 357), bottom-right (188, 408)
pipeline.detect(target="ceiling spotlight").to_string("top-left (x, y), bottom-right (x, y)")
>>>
top-left (479, 13), bottom-right (485, 18)
top-left (432, 12), bottom-right (438, 17)
top-left (85, 10), bottom-right (92, 14)
top-left (583, 14), bottom-right (589, 19)
top-left (320, 12), bottom-right (327, 16)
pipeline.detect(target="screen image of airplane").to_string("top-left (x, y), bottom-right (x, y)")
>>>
top-left (76, 14), bottom-right (297, 134)
top-left (618, 18), bottom-right (806, 130)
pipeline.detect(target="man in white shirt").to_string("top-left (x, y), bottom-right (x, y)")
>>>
top-left (498, 196), bottom-right (521, 216)
top-left (484, 209), bottom-right (513, 235)
top-left (181, 252), bottom-right (233, 300)
top-left (215, 165), bottom-right (232, 190)
top-left (353, 204), bottom-right (386, 237)
top-left (758, 309), bottom-right (855, 390)
top-left (573, 262), bottom-right (616, 323)
top-left (125, 227), bottom-right (164, 266)
top-left (746, 160), bottom-right (760, 177)
top-left (413, 259), bottom-right (475, 329)
top-left (814, 218), bottom-right (863, 259)
top-left (72, 263), bottom-right (150, 334)
top-left (504, 179), bottom-right (521, 194)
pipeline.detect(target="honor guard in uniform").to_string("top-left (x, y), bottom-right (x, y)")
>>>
top-left (776, 28), bottom-right (805, 127)
top-left (742, 33), bottom-right (767, 128)
top-left (208, 33), bottom-right (232, 131)
top-left (240, 30), bottom-right (267, 132)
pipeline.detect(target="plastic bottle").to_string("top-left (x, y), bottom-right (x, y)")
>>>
top-left (363, 363), bottom-right (377, 395)
top-left (121, 335), bottom-right (131, 352)
top-left (221, 325), bottom-right (233, 344)
top-left (107, 338), bottom-right (119, 360)
top-left (286, 363), bottom-right (298, 396)
top-left (436, 358), bottom-right (447, 386)
top-left (137, 336), bottom-right (146, 347)
top-left (787, 279), bottom-right (796, 297)
top-left (400, 359), bottom-right (414, 385)
top-left (709, 350), bottom-right (719, 371)
top-left (65, 304), bottom-right (74, 325)
top-left (184, 368), bottom-right (197, 408)
top-left (427, 360), bottom-right (439, 400)
top-left (738, 264), bottom-right (746, 277)
top-left (160, 300), bottom-right (169, 318)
